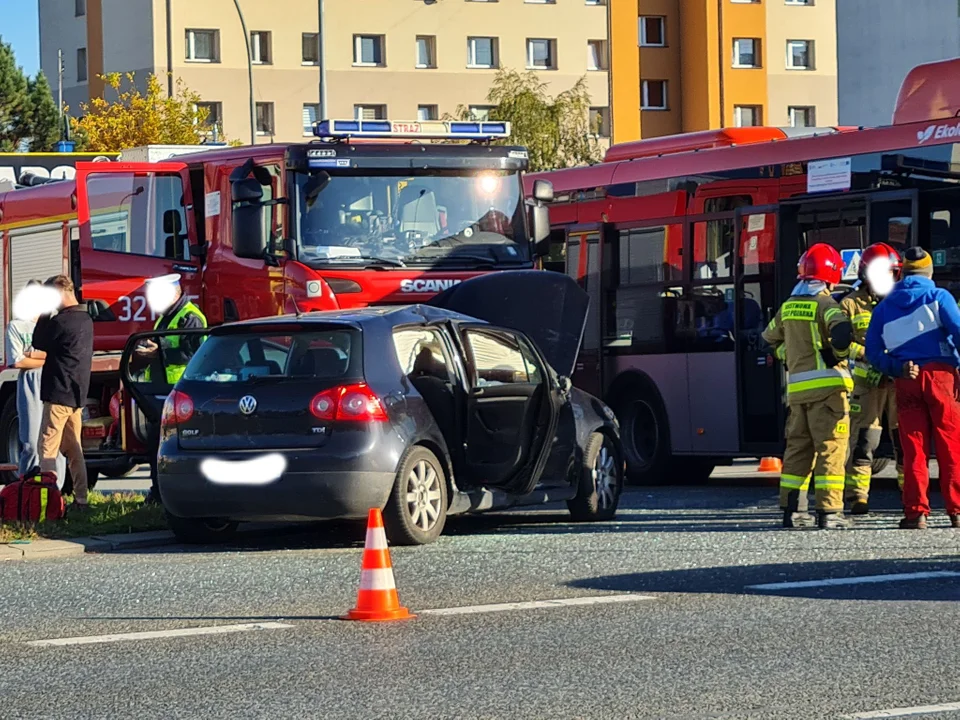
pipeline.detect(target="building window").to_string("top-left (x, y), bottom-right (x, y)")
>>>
top-left (303, 104), bottom-right (320, 135)
top-left (733, 38), bottom-right (760, 68)
top-left (730, 0), bottom-right (759, 3)
top-left (302, 33), bottom-right (320, 65)
top-left (418, 105), bottom-right (438, 121)
top-left (587, 40), bottom-right (607, 71)
top-left (76, 47), bottom-right (87, 82)
top-left (788, 106), bottom-right (816, 127)
top-left (785, 0), bottom-right (813, 4)
top-left (590, 107), bottom-right (609, 137)
top-left (467, 37), bottom-right (498, 69)
top-left (355, 104), bottom-right (387, 120)
top-left (786, 40), bottom-right (813, 70)
top-left (354, 35), bottom-right (385, 66)
top-left (525, 0), bottom-right (556, 3)
top-left (734, 105), bottom-right (762, 127)
top-left (585, 0), bottom-right (604, 4)
top-left (75, 0), bottom-right (86, 17)
top-left (641, 80), bottom-right (667, 110)
top-left (256, 102), bottom-right (275, 136)
top-left (468, 105), bottom-right (494, 121)
top-left (196, 102), bottom-right (222, 138)
top-left (186, 29), bottom-right (219, 62)
top-left (250, 31), bottom-right (272, 64)
top-left (639, 17), bottom-right (665, 47)
top-left (526, 39), bottom-right (556, 70)
top-left (416, 36), bottom-right (436, 69)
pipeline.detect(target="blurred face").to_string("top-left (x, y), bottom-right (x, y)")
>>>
top-left (865, 256), bottom-right (896, 297)
top-left (146, 281), bottom-right (181, 315)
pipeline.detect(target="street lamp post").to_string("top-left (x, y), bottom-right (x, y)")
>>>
top-left (232, 0), bottom-right (257, 145)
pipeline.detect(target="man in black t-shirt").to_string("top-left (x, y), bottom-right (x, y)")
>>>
top-left (33, 275), bottom-right (94, 511)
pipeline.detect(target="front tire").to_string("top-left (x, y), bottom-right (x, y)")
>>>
top-left (165, 512), bottom-right (238, 544)
top-left (384, 446), bottom-right (448, 546)
top-left (568, 432), bottom-right (623, 522)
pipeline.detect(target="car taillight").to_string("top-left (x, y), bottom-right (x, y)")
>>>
top-left (310, 383), bottom-right (387, 423)
top-left (161, 389), bottom-right (194, 428)
top-left (109, 392), bottom-right (121, 421)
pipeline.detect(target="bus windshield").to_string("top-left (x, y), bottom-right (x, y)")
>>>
top-left (294, 170), bottom-right (529, 268)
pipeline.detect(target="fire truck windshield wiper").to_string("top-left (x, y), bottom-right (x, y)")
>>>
top-left (320, 255), bottom-right (406, 268)
top-left (405, 253), bottom-right (503, 268)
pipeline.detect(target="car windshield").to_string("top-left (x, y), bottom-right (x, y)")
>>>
top-left (294, 171), bottom-right (529, 268)
top-left (181, 329), bottom-right (361, 383)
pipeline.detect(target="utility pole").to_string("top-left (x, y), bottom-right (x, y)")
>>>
top-left (57, 49), bottom-right (64, 119)
top-left (318, 0), bottom-right (327, 118)
top-left (232, 0), bottom-right (257, 145)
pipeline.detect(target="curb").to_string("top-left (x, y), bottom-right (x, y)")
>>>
top-left (0, 530), bottom-right (177, 561)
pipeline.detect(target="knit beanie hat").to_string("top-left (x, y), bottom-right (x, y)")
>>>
top-left (901, 247), bottom-right (934, 278)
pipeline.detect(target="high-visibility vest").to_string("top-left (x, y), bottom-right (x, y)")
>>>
top-left (146, 301), bottom-right (207, 384)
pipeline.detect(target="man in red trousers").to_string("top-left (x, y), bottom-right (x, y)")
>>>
top-left (866, 247), bottom-right (960, 529)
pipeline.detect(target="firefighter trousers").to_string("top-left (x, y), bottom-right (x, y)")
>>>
top-left (844, 380), bottom-right (904, 502)
top-left (780, 393), bottom-right (849, 513)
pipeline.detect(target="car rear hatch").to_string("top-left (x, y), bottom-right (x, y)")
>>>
top-left (173, 324), bottom-right (363, 451)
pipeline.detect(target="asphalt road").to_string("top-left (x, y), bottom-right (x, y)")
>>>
top-left (4, 467), bottom-right (960, 720)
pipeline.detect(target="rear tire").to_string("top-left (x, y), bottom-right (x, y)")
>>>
top-left (568, 432), bottom-right (623, 522)
top-left (165, 512), bottom-right (238, 545)
top-left (614, 386), bottom-right (672, 485)
top-left (0, 397), bottom-right (18, 486)
top-left (383, 446), bottom-right (448, 546)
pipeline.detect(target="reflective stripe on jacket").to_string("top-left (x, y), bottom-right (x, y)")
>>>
top-left (840, 286), bottom-right (879, 381)
top-left (762, 291), bottom-right (853, 406)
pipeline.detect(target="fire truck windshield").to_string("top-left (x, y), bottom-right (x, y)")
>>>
top-left (294, 170), bottom-right (529, 268)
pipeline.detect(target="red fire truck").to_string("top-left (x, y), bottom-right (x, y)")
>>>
top-left (0, 119), bottom-right (551, 484)
top-left (525, 58), bottom-right (960, 484)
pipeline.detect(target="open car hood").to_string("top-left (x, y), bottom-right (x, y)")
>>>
top-left (427, 270), bottom-right (588, 378)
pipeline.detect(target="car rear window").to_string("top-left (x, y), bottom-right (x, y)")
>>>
top-left (182, 329), bottom-right (360, 383)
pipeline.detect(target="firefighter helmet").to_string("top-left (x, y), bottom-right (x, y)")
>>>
top-left (797, 243), bottom-right (843, 285)
top-left (859, 242), bottom-right (902, 280)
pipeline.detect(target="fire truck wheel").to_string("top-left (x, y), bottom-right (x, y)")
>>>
top-left (0, 397), bottom-right (18, 485)
top-left (615, 388), bottom-right (672, 485)
top-left (166, 512), bottom-right (238, 545)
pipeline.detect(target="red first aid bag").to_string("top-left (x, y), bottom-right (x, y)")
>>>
top-left (0, 472), bottom-right (65, 523)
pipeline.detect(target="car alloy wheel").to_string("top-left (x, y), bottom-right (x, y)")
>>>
top-left (594, 441), bottom-right (618, 511)
top-left (405, 459), bottom-right (443, 532)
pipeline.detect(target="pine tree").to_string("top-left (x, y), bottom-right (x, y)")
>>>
top-left (27, 72), bottom-right (61, 152)
top-left (0, 38), bottom-right (32, 152)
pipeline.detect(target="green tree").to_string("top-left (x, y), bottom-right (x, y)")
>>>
top-left (450, 69), bottom-right (602, 171)
top-left (27, 72), bottom-right (60, 151)
top-left (71, 72), bottom-right (222, 152)
top-left (0, 38), bottom-right (32, 151)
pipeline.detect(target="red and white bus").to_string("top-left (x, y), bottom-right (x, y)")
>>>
top-left (525, 58), bottom-right (960, 484)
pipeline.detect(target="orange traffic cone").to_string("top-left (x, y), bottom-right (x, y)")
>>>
top-left (343, 508), bottom-right (414, 622)
top-left (758, 457), bottom-right (782, 472)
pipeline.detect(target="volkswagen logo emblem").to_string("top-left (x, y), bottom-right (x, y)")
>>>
top-left (238, 395), bottom-right (257, 415)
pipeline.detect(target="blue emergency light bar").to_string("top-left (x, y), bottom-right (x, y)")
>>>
top-left (313, 119), bottom-right (511, 140)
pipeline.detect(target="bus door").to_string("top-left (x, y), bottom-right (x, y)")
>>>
top-left (734, 205), bottom-right (783, 453)
top-left (565, 226), bottom-right (604, 398)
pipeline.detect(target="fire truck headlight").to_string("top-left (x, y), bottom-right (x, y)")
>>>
top-left (478, 173), bottom-right (501, 196)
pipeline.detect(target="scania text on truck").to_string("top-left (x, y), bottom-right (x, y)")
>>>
top-left (0, 119), bottom-right (553, 483)
top-left (526, 58), bottom-right (960, 484)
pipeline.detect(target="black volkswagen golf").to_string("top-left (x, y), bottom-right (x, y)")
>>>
top-left (120, 272), bottom-right (623, 545)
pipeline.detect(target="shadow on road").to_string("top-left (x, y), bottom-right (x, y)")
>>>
top-left (567, 555), bottom-right (960, 602)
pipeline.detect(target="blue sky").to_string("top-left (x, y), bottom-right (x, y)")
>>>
top-left (2, 0), bottom-right (40, 76)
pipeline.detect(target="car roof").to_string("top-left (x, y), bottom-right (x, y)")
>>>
top-left (211, 304), bottom-right (479, 333)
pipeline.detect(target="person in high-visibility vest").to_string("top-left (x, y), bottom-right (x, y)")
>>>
top-left (840, 242), bottom-right (904, 515)
top-left (135, 274), bottom-right (206, 504)
top-left (762, 243), bottom-right (854, 530)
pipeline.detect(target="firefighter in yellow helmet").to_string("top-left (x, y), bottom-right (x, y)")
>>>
top-left (841, 243), bottom-right (905, 515)
top-left (762, 243), bottom-right (854, 530)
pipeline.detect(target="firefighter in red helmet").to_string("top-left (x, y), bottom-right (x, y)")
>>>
top-left (841, 242), bottom-right (904, 514)
top-left (763, 243), bottom-right (855, 529)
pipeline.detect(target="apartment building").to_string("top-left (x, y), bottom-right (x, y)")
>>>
top-left (607, 0), bottom-right (838, 144)
top-left (40, 0), bottom-right (610, 145)
top-left (837, 0), bottom-right (960, 127)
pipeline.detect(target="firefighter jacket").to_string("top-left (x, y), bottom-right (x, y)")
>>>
top-left (840, 285), bottom-right (880, 384)
top-left (762, 287), bottom-right (854, 406)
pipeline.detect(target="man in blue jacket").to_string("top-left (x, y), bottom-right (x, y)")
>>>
top-left (865, 247), bottom-right (960, 529)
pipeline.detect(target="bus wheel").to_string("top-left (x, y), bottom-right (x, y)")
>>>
top-left (616, 391), bottom-right (671, 485)
top-left (0, 397), bottom-right (18, 485)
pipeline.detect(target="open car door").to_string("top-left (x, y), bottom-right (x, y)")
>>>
top-left (119, 328), bottom-right (209, 451)
top-left (454, 323), bottom-right (559, 496)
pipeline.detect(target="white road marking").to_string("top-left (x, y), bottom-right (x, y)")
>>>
top-left (845, 700), bottom-right (960, 718)
top-left (26, 622), bottom-right (293, 647)
top-left (747, 571), bottom-right (960, 591)
top-left (421, 594), bottom-right (655, 616)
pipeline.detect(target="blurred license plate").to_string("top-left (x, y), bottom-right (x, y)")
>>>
top-left (82, 427), bottom-right (107, 439)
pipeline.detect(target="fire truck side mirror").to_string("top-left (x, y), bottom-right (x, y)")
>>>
top-left (231, 177), bottom-right (267, 260)
top-left (532, 205), bottom-right (550, 247)
top-left (532, 180), bottom-right (554, 204)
